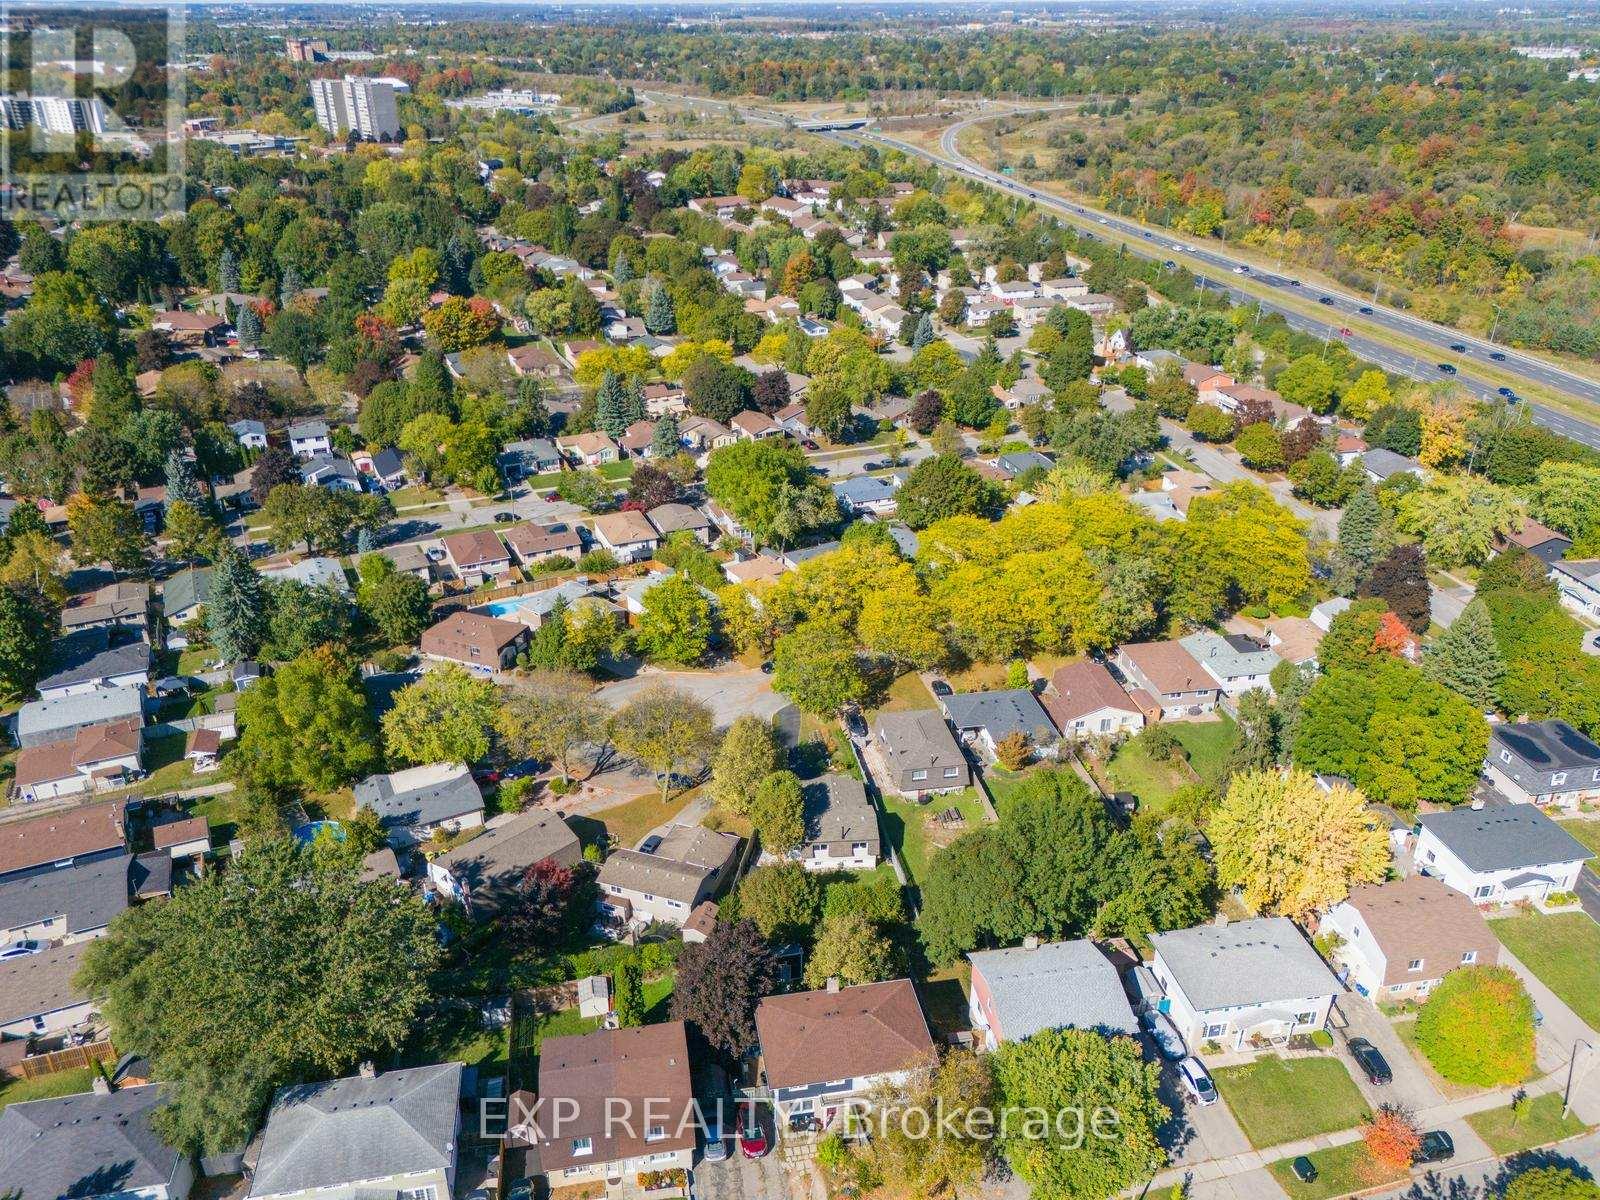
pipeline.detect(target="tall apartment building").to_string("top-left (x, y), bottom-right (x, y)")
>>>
top-left (285, 37), bottom-right (330, 63)
top-left (0, 95), bottom-right (109, 136)
top-left (309, 76), bottom-right (404, 141)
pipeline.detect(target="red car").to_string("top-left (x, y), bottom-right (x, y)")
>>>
top-left (738, 1106), bottom-right (769, 1159)
top-left (1337, 327), bottom-right (1352, 338)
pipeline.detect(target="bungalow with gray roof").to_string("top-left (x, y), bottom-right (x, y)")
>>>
top-left (35, 629), bottom-right (151, 699)
top-left (968, 938), bottom-right (1137, 1050)
top-left (0, 941), bottom-right (95, 1038)
top-left (597, 824), bottom-right (739, 932)
top-left (427, 810), bottom-right (581, 916)
top-left (1179, 630), bottom-right (1281, 698)
top-left (15, 685), bottom-right (145, 748)
top-left (871, 710), bottom-right (970, 799)
top-left (832, 474), bottom-right (902, 516)
top-left (161, 566), bottom-right (213, 628)
top-left (499, 437), bottom-right (561, 482)
top-left (0, 852), bottom-right (135, 945)
top-left (940, 689), bottom-right (1058, 761)
top-left (1360, 448), bottom-right (1425, 484)
top-left (354, 762), bottom-right (485, 847)
top-left (796, 774), bottom-right (880, 872)
top-left (0, 1083), bottom-right (193, 1200)
top-left (1485, 719), bottom-right (1600, 810)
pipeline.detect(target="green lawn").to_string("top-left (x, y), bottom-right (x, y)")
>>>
top-left (0, 1067), bottom-right (97, 1113)
top-left (1268, 1142), bottom-right (1405, 1200)
top-left (1171, 716), bottom-right (1237, 787)
top-left (1104, 739), bottom-right (1191, 810)
top-left (877, 788), bottom-right (989, 887)
top-left (597, 460), bottom-right (635, 481)
top-left (1212, 1055), bottom-right (1372, 1149)
top-left (189, 789), bottom-right (249, 843)
top-left (869, 671), bottom-right (936, 714)
top-left (1467, 1092), bottom-right (1590, 1156)
top-left (565, 786), bottom-right (698, 853)
top-left (1490, 913), bottom-right (1600, 1030)
top-left (1558, 820), bottom-right (1600, 874)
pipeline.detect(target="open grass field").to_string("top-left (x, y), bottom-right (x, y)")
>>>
top-left (1490, 913), bottom-right (1600, 1031)
top-left (1212, 1055), bottom-right (1371, 1149)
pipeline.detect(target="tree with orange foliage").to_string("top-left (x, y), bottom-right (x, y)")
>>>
top-left (1363, 1105), bottom-right (1422, 1173)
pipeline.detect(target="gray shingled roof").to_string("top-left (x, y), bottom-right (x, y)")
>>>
top-left (1492, 720), bottom-right (1600, 773)
top-left (354, 765), bottom-right (484, 832)
top-left (0, 852), bottom-right (130, 937)
top-left (0, 1083), bottom-right (182, 1200)
top-left (874, 709), bottom-right (966, 773)
top-left (0, 941), bottom-right (90, 1026)
top-left (15, 686), bottom-right (145, 747)
top-left (162, 566), bottom-right (214, 617)
top-left (941, 689), bottom-right (1057, 742)
top-left (36, 631), bottom-right (150, 694)
top-left (1150, 917), bottom-right (1341, 1011)
top-left (802, 774), bottom-right (878, 845)
top-left (969, 939), bottom-right (1138, 1040)
top-left (1419, 805), bottom-right (1594, 873)
top-left (248, 1063), bottom-right (463, 1199)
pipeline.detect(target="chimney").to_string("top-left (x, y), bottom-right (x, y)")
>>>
top-left (1213, 913), bottom-right (1230, 928)
top-left (825, 976), bottom-right (841, 994)
top-left (1022, 935), bottom-right (1040, 951)
top-left (91, 1074), bottom-right (112, 1095)
top-left (358, 1061), bottom-right (378, 1079)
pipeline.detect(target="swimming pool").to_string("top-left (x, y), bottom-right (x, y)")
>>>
top-left (292, 820), bottom-right (344, 846)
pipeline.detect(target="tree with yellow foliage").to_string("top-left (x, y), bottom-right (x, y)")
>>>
top-left (1419, 399), bottom-right (1469, 470)
top-left (1209, 769), bottom-right (1389, 919)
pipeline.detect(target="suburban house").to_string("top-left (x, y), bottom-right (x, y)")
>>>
top-left (286, 420), bottom-right (331, 458)
top-left (1146, 917), bottom-right (1342, 1053)
top-left (1320, 874), bottom-right (1500, 1002)
top-left (151, 811), bottom-right (213, 860)
top-left (0, 800), bottom-right (127, 885)
top-left (968, 938), bottom-right (1139, 1051)
top-left (678, 416), bottom-right (738, 457)
top-left (1413, 805), bottom-right (1593, 905)
top-left (12, 717), bottom-right (144, 802)
top-left (871, 710), bottom-right (971, 798)
top-left (556, 431), bottom-right (620, 467)
top-left (502, 521), bottom-right (583, 566)
top-left (796, 774), bottom-right (880, 872)
top-left (1550, 559), bottom-right (1600, 620)
top-left (755, 978), bottom-right (938, 1125)
top-left (247, 1062), bottom-right (463, 1200)
top-left (0, 941), bottom-right (95, 1038)
top-left (941, 689), bottom-right (1058, 760)
top-left (298, 453), bottom-right (361, 491)
top-left (0, 852), bottom-right (138, 945)
top-left (1484, 720), bottom-right (1600, 809)
top-left (1179, 631), bottom-right (1281, 698)
top-left (597, 824), bottom-right (740, 931)
top-left (1263, 616), bottom-right (1324, 668)
top-left (646, 503), bottom-right (714, 544)
top-left (35, 629), bottom-right (151, 699)
top-left (378, 543), bottom-right (434, 582)
top-left (442, 530), bottom-right (513, 586)
top-left (151, 308), bottom-right (226, 346)
top-left (0, 1084), bottom-right (194, 1200)
top-left (261, 556), bottom-right (351, 593)
top-left (230, 418), bottom-right (269, 449)
top-left (1494, 516), bottom-right (1573, 565)
top-left (506, 342), bottom-right (566, 378)
top-left (364, 447), bottom-right (407, 489)
top-left (498, 437), bottom-right (561, 482)
top-left (420, 611), bottom-right (530, 674)
top-left (1042, 660), bottom-right (1145, 739)
top-left (1114, 641), bottom-right (1219, 718)
top-left (832, 474), bottom-right (902, 516)
top-left (521, 1022), bottom-right (696, 1189)
top-left (1360, 448), bottom-right (1425, 484)
top-left (60, 582), bottom-right (154, 638)
top-left (591, 510), bottom-right (660, 562)
top-left (1310, 597), bottom-right (1352, 632)
top-left (427, 810), bottom-right (582, 916)
top-left (354, 762), bottom-right (486, 847)
top-left (161, 566), bottom-right (214, 629)
top-left (13, 687), bottom-right (140, 754)
top-left (730, 409), bottom-right (781, 440)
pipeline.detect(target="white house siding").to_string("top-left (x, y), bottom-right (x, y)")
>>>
top-left (1413, 827), bottom-right (1585, 904)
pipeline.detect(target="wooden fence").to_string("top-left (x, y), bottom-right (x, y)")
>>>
top-left (10, 1039), bottom-right (116, 1080)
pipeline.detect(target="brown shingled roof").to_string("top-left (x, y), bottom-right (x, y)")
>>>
top-left (1044, 660), bottom-right (1141, 726)
top-left (0, 800), bottom-right (125, 876)
top-left (1340, 874), bottom-right (1499, 987)
top-left (756, 978), bottom-right (936, 1090)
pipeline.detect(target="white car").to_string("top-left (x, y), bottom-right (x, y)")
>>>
top-left (1178, 1056), bottom-right (1217, 1106)
top-left (0, 939), bottom-right (42, 960)
top-left (1233, 266), bottom-right (1248, 274)
top-left (1141, 1009), bottom-right (1186, 1061)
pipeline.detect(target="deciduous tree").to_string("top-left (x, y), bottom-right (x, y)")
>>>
top-left (496, 671), bottom-right (611, 782)
top-left (750, 769), bottom-right (806, 854)
top-left (1414, 965), bottom-right (1535, 1086)
top-left (611, 685), bottom-right (715, 802)
top-left (669, 918), bottom-right (778, 1063)
top-left (803, 910), bottom-right (896, 988)
top-left (382, 664), bottom-right (499, 766)
top-left (710, 716), bottom-right (783, 816)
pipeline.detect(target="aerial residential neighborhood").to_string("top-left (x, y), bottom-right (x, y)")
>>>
top-left (3, 7), bottom-right (1600, 1200)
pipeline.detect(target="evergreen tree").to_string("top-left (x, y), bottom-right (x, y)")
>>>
top-left (1423, 597), bottom-right (1505, 711)
top-left (1337, 485), bottom-right (1390, 585)
top-left (217, 248), bottom-right (240, 294)
top-left (652, 414), bottom-right (682, 459)
top-left (442, 234), bottom-right (473, 294)
top-left (279, 266), bottom-right (303, 305)
top-left (356, 526), bottom-right (377, 555)
top-left (911, 312), bottom-right (934, 350)
top-left (513, 376), bottom-right (550, 437)
top-left (613, 250), bottom-right (633, 286)
top-left (235, 305), bottom-right (262, 350)
top-left (206, 546), bottom-right (269, 662)
top-left (595, 370), bottom-right (629, 439)
top-left (622, 377), bottom-right (645, 426)
top-left (644, 285), bottom-right (676, 336)
top-left (164, 448), bottom-right (204, 510)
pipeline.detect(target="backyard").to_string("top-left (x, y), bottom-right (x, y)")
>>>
top-left (1212, 1054), bottom-right (1372, 1149)
top-left (1466, 1092), bottom-right (1590, 1156)
top-left (1558, 819), bottom-right (1600, 871)
top-left (876, 787), bottom-right (990, 887)
top-left (0, 1066), bottom-right (98, 1114)
top-left (1098, 715), bottom-right (1236, 811)
top-left (1490, 913), bottom-right (1600, 1031)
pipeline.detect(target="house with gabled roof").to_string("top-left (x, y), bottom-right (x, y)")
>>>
top-left (441, 530), bottom-right (512, 586)
top-left (1485, 720), bottom-right (1600, 810)
top-left (1179, 630), bottom-right (1281, 697)
top-left (1414, 805), bottom-right (1592, 905)
top-left (940, 688), bottom-right (1058, 761)
top-left (1042, 660), bottom-right (1144, 739)
top-left (968, 938), bottom-right (1138, 1050)
top-left (597, 824), bottom-right (739, 931)
top-left (1321, 874), bottom-right (1499, 1002)
top-left (0, 1083), bottom-right (193, 1200)
top-left (796, 774), bottom-right (879, 872)
top-left (354, 762), bottom-right (485, 847)
top-left (1114, 640), bottom-right (1218, 718)
top-left (870, 710), bottom-right (970, 798)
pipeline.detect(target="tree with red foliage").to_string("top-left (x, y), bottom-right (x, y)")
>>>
top-left (752, 369), bottom-right (791, 415)
top-left (669, 918), bottom-right (779, 1064)
top-left (1361, 542), bottom-right (1431, 634)
top-left (502, 857), bottom-right (580, 946)
top-left (1362, 1105), bottom-right (1421, 1172)
top-left (627, 462), bottom-right (681, 511)
top-left (1234, 395), bottom-right (1276, 428)
top-left (908, 389), bottom-right (943, 435)
top-left (1280, 420), bottom-right (1321, 466)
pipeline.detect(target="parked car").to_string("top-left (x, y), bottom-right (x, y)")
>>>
top-left (701, 1114), bottom-right (729, 1162)
top-left (1348, 1037), bottom-right (1393, 1085)
top-left (930, 679), bottom-right (953, 698)
top-left (1178, 1056), bottom-right (1217, 1106)
top-left (639, 835), bottom-right (663, 855)
top-left (738, 1105), bottom-right (769, 1159)
top-left (844, 707), bottom-right (868, 738)
top-left (1291, 1156), bottom-right (1318, 1184)
top-left (493, 511), bottom-right (516, 524)
top-left (788, 1111), bottom-right (822, 1134)
top-left (0, 939), bottom-right (42, 960)
top-left (1415, 1130), bottom-right (1455, 1164)
top-left (1141, 1009), bottom-right (1186, 1060)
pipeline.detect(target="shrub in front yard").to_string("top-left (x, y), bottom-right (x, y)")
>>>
top-left (1415, 964), bottom-right (1535, 1086)
top-left (1363, 1105), bottom-right (1421, 1171)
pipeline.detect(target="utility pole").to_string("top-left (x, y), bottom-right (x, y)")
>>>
top-left (1564, 1040), bottom-right (1593, 1120)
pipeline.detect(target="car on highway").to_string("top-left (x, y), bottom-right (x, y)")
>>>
top-left (1098, 216), bottom-right (1108, 224)
top-left (1415, 1130), bottom-right (1455, 1165)
top-left (1290, 1157), bottom-right (1318, 1184)
top-left (1140, 1009), bottom-right (1186, 1060)
top-left (1318, 295), bottom-right (1335, 305)
top-left (1162, 260), bottom-right (1177, 270)
top-left (1437, 363), bottom-right (1457, 374)
top-left (1233, 265), bottom-right (1247, 274)
top-left (1489, 350), bottom-right (1507, 361)
top-left (1348, 1037), bottom-right (1393, 1085)
top-left (1338, 327), bottom-right (1352, 337)
top-left (1289, 279), bottom-right (1302, 286)
top-left (0, 939), bottom-right (42, 960)
top-left (1449, 342), bottom-right (1467, 352)
top-left (1498, 386), bottom-right (1517, 398)
top-left (1178, 1057), bottom-right (1217, 1106)
top-left (1358, 305), bottom-right (1373, 314)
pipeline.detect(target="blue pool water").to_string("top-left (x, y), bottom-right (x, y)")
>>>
top-left (292, 820), bottom-right (344, 845)
top-left (484, 598), bottom-right (529, 617)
